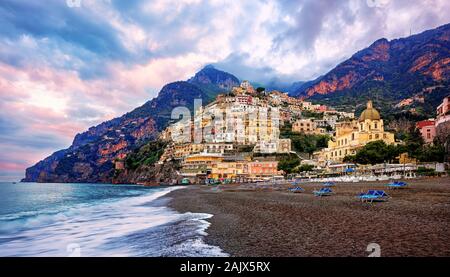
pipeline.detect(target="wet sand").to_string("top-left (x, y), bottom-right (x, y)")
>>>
top-left (167, 177), bottom-right (450, 257)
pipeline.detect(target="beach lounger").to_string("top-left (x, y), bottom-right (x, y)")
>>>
top-left (358, 190), bottom-right (390, 203)
top-left (288, 186), bottom-right (305, 193)
top-left (323, 182), bottom-right (335, 187)
top-left (387, 181), bottom-right (408, 189)
top-left (313, 187), bottom-right (333, 197)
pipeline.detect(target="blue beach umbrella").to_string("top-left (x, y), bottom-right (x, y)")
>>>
top-left (345, 168), bottom-right (355, 173)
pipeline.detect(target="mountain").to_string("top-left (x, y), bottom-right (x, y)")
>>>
top-left (22, 66), bottom-right (239, 183)
top-left (187, 64), bottom-right (240, 103)
top-left (188, 64), bottom-right (239, 90)
top-left (292, 23), bottom-right (450, 113)
top-left (286, 81), bottom-right (306, 93)
top-left (263, 80), bottom-right (306, 94)
top-left (252, 79), bottom-right (305, 93)
top-left (288, 77), bottom-right (322, 97)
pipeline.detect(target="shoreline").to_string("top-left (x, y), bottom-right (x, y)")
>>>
top-left (167, 177), bottom-right (450, 257)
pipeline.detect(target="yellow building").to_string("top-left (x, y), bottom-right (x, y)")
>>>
top-left (292, 118), bottom-right (326, 135)
top-left (181, 153), bottom-right (224, 177)
top-left (398, 153), bottom-right (417, 164)
top-left (210, 161), bottom-right (248, 179)
top-left (209, 160), bottom-right (281, 180)
top-left (173, 143), bottom-right (204, 159)
top-left (173, 143), bottom-right (234, 159)
top-left (316, 100), bottom-right (395, 163)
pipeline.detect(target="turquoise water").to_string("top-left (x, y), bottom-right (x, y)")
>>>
top-left (0, 182), bottom-right (227, 257)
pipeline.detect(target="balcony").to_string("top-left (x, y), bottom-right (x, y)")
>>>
top-left (436, 114), bottom-right (450, 126)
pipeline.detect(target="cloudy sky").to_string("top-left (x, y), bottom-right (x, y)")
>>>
top-left (0, 0), bottom-right (449, 181)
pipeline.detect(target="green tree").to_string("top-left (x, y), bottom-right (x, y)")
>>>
top-left (256, 87), bottom-right (266, 93)
top-left (294, 164), bottom-right (314, 173)
top-left (418, 143), bottom-right (445, 162)
top-left (301, 110), bottom-right (324, 119)
top-left (125, 140), bottom-right (167, 170)
top-left (343, 155), bottom-right (356, 163)
top-left (280, 125), bottom-right (330, 156)
top-left (385, 143), bottom-right (401, 163)
top-left (349, 140), bottom-right (392, 165)
top-left (278, 154), bottom-right (301, 174)
top-left (316, 135), bottom-right (330, 149)
top-left (402, 127), bottom-right (425, 158)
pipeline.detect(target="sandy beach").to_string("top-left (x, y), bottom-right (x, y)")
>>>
top-left (167, 177), bottom-right (450, 257)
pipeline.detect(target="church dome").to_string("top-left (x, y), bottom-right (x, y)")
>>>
top-left (359, 100), bottom-right (381, 121)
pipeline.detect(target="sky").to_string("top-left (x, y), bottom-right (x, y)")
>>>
top-left (0, 0), bottom-right (449, 181)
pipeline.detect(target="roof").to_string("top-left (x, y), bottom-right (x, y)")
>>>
top-left (416, 119), bottom-right (435, 129)
top-left (359, 100), bottom-right (381, 121)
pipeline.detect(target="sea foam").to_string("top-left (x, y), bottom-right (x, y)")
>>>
top-left (0, 185), bottom-right (227, 257)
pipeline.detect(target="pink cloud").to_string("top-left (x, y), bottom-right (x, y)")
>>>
top-left (0, 161), bottom-right (27, 171)
top-left (0, 53), bottom-right (208, 178)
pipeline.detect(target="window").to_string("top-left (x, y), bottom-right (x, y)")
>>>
top-left (369, 135), bottom-right (372, 139)
top-left (374, 123), bottom-right (378, 129)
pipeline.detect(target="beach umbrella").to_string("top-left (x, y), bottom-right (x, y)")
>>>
top-left (345, 168), bottom-right (355, 175)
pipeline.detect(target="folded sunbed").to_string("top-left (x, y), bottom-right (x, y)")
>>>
top-left (288, 186), bottom-right (305, 193)
top-left (387, 181), bottom-right (408, 189)
top-left (313, 187), bottom-right (333, 197)
top-left (358, 190), bottom-right (390, 202)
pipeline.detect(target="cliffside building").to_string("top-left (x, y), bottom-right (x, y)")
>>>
top-left (416, 119), bottom-right (436, 144)
top-left (292, 118), bottom-right (326, 135)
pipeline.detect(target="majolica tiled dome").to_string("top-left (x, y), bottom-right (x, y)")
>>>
top-left (359, 100), bottom-right (381, 121)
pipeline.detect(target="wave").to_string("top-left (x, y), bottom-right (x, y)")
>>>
top-left (0, 186), bottom-right (227, 257)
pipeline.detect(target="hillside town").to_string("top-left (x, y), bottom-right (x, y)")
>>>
top-left (144, 81), bottom-right (450, 184)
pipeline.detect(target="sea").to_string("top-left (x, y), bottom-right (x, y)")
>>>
top-left (0, 182), bottom-right (228, 257)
